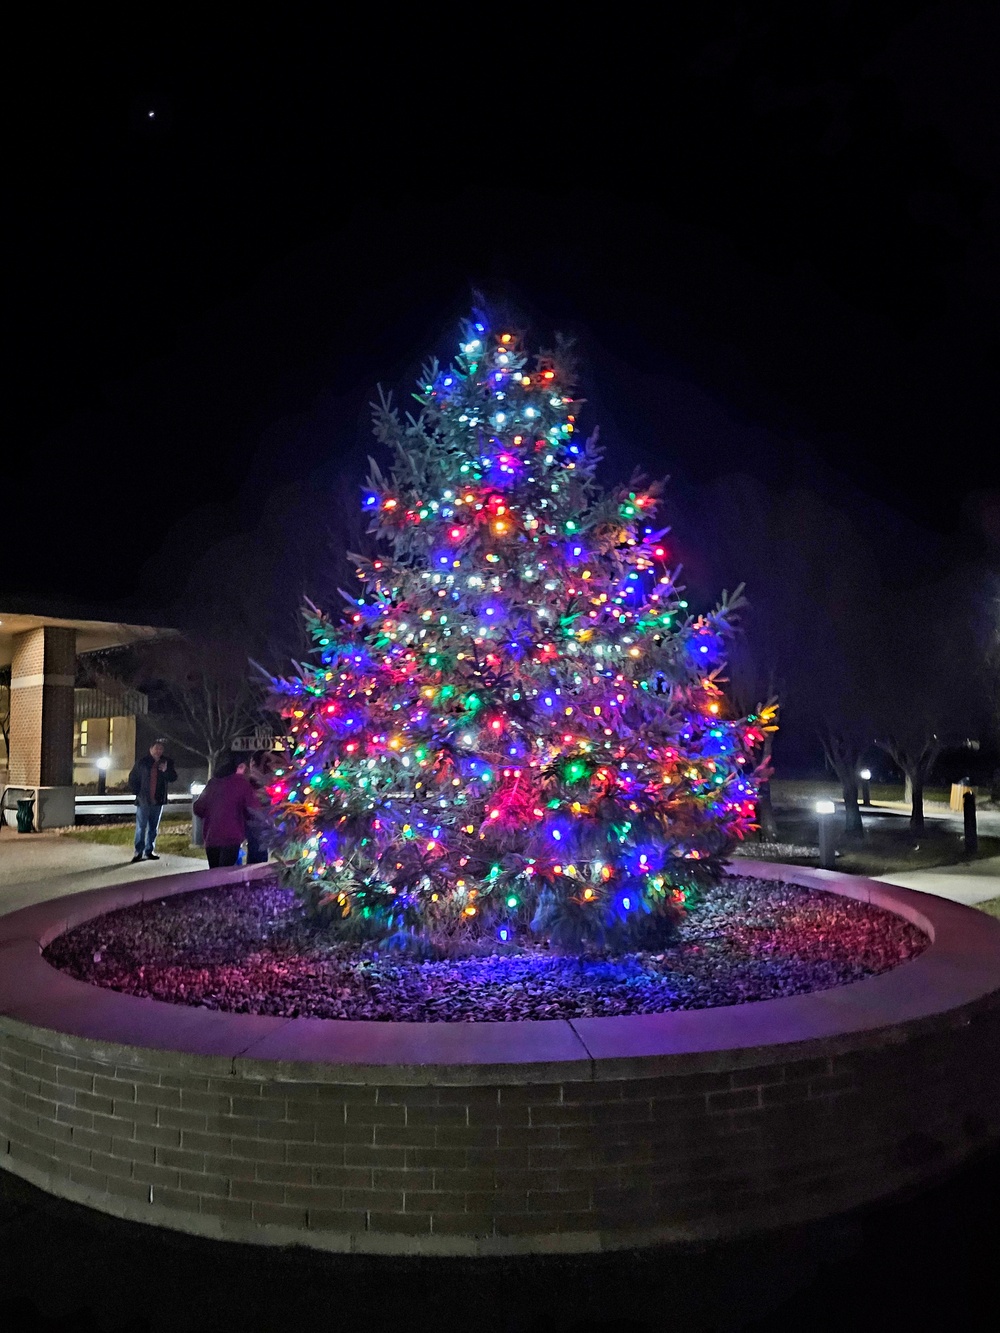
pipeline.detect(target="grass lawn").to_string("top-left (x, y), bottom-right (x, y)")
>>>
top-left (61, 821), bottom-right (204, 860)
top-left (744, 835), bottom-right (1000, 877)
top-left (756, 777), bottom-right (1000, 876)
top-left (746, 798), bottom-right (1000, 876)
top-left (795, 833), bottom-right (1000, 877)
top-left (770, 778), bottom-right (955, 805)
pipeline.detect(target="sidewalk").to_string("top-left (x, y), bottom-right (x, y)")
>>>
top-left (0, 825), bottom-right (205, 918)
top-left (862, 799), bottom-right (1000, 905)
top-left (874, 856), bottom-right (1000, 906)
top-left (870, 796), bottom-right (1000, 835)
top-left (3, 814), bottom-right (998, 920)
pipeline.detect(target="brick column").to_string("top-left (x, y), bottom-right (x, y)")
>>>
top-left (7, 628), bottom-right (76, 822)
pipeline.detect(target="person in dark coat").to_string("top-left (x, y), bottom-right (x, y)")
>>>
top-left (192, 753), bottom-right (258, 868)
top-left (245, 749), bottom-right (274, 865)
top-left (128, 740), bottom-right (177, 863)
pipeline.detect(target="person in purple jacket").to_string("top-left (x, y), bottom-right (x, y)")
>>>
top-left (192, 753), bottom-right (258, 868)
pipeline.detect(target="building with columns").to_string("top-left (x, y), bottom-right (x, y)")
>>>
top-left (1, 608), bottom-right (168, 828)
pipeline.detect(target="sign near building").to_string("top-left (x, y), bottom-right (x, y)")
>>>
top-left (230, 729), bottom-right (286, 753)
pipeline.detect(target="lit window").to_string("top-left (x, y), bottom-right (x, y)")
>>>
top-left (107, 718), bottom-right (115, 757)
top-left (79, 720), bottom-right (89, 757)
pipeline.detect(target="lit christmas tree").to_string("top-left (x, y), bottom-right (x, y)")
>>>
top-left (269, 314), bottom-right (775, 952)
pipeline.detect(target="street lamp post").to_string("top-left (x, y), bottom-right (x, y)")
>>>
top-left (816, 799), bottom-right (836, 870)
top-left (95, 756), bottom-right (111, 797)
top-left (859, 768), bottom-right (872, 806)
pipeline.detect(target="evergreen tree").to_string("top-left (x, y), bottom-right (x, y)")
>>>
top-left (269, 314), bottom-right (774, 952)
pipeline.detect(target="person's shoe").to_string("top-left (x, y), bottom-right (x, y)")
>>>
top-left (130, 853), bottom-right (144, 863)
top-left (145, 852), bottom-right (160, 860)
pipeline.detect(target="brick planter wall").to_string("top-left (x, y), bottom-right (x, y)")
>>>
top-left (1, 862), bottom-right (999, 1255)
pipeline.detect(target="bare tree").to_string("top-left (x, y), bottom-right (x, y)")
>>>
top-left (874, 733), bottom-right (942, 834)
top-left (654, 472), bottom-right (1000, 847)
top-left (144, 636), bottom-right (267, 775)
top-left (872, 566), bottom-right (989, 832)
top-left (818, 725), bottom-right (868, 837)
top-left (665, 474), bottom-right (883, 837)
top-left (88, 636), bottom-right (268, 776)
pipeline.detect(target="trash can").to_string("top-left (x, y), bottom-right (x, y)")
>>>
top-left (16, 798), bottom-right (35, 833)
top-left (950, 782), bottom-right (974, 812)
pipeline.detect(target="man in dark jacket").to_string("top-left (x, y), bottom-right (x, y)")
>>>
top-left (128, 740), bottom-right (177, 863)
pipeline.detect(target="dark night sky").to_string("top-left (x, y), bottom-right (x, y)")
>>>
top-left (10, 4), bottom-right (1000, 634)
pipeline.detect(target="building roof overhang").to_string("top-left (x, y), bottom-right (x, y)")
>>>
top-left (0, 607), bottom-right (176, 666)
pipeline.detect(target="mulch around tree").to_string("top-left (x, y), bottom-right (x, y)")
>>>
top-left (41, 876), bottom-right (928, 1022)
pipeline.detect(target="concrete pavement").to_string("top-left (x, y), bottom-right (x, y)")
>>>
top-left (874, 856), bottom-right (1000, 906)
top-left (0, 825), bottom-right (205, 918)
top-left (861, 799), bottom-right (1000, 905)
top-left (2, 812), bottom-right (998, 920)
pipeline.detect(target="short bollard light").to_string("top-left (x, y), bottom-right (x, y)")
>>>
top-left (816, 799), bottom-right (836, 869)
top-left (963, 790), bottom-right (978, 855)
top-left (95, 755), bottom-right (111, 797)
top-left (859, 769), bottom-right (872, 806)
top-left (190, 781), bottom-right (206, 848)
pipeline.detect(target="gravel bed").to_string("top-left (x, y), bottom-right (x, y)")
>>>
top-left (41, 877), bottom-right (928, 1022)
top-left (732, 842), bottom-right (817, 859)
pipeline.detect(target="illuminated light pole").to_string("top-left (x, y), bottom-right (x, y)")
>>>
top-left (816, 799), bottom-right (836, 870)
top-left (859, 768), bottom-right (872, 806)
top-left (95, 755), bottom-right (111, 797)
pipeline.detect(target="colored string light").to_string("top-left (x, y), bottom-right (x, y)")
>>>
top-left (268, 314), bottom-right (776, 952)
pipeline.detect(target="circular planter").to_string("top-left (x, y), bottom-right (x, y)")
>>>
top-left (1, 860), bottom-right (998, 1256)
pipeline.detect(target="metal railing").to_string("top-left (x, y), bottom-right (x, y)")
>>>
top-left (73, 687), bottom-right (148, 722)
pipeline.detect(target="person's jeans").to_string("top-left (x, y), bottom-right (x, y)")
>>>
top-left (135, 803), bottom-right (164, 855)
